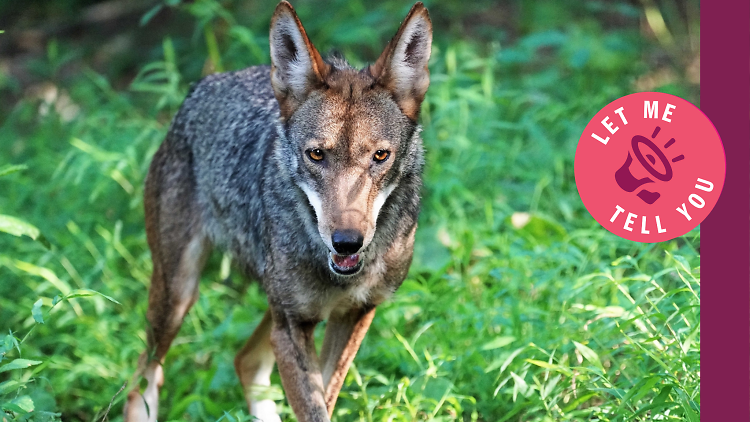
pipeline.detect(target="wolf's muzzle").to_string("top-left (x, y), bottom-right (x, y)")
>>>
top-left (329, 229), bottom-right (364, 276)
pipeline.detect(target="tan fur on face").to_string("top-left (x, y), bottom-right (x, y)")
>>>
top-left (295, 70), bottom-right (403, 253)
top-left (279, 4), bottom-right (430, 255)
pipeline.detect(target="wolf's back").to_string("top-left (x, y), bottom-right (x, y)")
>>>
top-left (163, 65), bottom-right (281, 274)
top-left (172, 65), bottom-right (278, 155)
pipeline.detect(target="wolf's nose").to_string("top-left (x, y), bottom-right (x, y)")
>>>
top-left (332, 229), bottom-right (364, 255)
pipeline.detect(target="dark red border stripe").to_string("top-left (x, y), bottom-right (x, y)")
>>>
top-left (701, 2), bottom-right (750, 420)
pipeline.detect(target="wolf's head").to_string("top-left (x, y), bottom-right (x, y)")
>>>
top-left (269, 1), bottom-right (431, 276)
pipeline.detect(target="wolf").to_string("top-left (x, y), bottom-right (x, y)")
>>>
top-left (123, 2), bottom-right (431, 421)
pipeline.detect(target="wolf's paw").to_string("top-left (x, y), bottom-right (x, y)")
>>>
top-left (251, 399), bottom-right (282, 422)
top-left (123, 391), bottom-right (157, 422)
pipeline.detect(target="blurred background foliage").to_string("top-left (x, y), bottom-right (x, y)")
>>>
top-left (0, 0), bottom-right (700, 421)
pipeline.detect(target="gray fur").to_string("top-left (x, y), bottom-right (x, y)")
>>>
top-left (172, 64), bottom-right (423, 319)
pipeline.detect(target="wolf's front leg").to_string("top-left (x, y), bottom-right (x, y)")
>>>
top-left (270, 313), bottom-right (329, 422)
top-left (320, 307), bottom-right (376, 416)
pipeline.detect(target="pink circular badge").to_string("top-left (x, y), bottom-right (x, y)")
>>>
top-left (575, 92), bottom-right (725, 242)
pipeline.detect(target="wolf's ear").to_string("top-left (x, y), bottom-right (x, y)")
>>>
top-left (369, 2), bottom-right (432, 120)
top-left (269, 1), bottom-right (330, 119)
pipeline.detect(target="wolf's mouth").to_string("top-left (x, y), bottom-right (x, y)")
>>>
top-left (329, 253), bottom-right (362, 276)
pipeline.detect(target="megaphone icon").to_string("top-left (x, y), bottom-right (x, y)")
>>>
top-left (614, 127), bottom-right (683, 205)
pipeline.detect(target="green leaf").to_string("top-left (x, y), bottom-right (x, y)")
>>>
top-left (652, 384), bottom-right (673, 405)
top-left (541, 374), bottom-right (561, 400)
top-left (614, 375), bottom-right (660, 417)
top-left (14, 261), bottom-right (71, 295)
top-left (1, 402), bottom-right (27, 413)
top-left (0, 379), bottom-right (24, 394)
top-left (573, 341), bottom-right (604, 371)
top-left (486, 346), bottom-right (526, 373)
top-left (524, 359), bottom-right (572, 376)
top-left (140, 4), bottom-right (163, 26)
top-left (11, 395), bottom-right (34, 412)
top-left (0, 358), bottom-right (43, 373)
top-left (65, 289), bottom-right (121, 305)
top-left (671, 254), bottom-right (692, 274)
top-left (509, 372), bottom-right (529, 402)
top-left (70, 138), bottom-right (121, 161)
top-left (218, 410), bottom-right (238, 422)
top-left (32, 299), bottom-right (44, 324)
top-left (392, 329), bottom-right (422, 370)
top-left (3, 334), bottom-right (20, 355)
top-left (0, 215), bottom-right (40, 240)
top-left (516, 214), bottom-right (567, 243)
top-left (676, 388), bottom-right (699, 422)
top-left (0, 164), bottom-right (27, 178)
top-left (632, 376), bottom-right (661, 404)
top-left (562, 392), bottom-right (598, 412)
top-left (482, 336), bottom-right (516, 351)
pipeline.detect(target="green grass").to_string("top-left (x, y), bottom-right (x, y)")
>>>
top-left (0, 0), bottom-right (699, 421)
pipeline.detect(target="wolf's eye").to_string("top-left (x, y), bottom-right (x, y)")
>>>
top-left (307, 149), bottom-right (324, 162)
top-left (373, 150), bottom-right (390, 163)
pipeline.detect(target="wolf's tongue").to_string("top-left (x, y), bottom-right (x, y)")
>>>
top-left (332, 254), bottom-right (360, 269)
